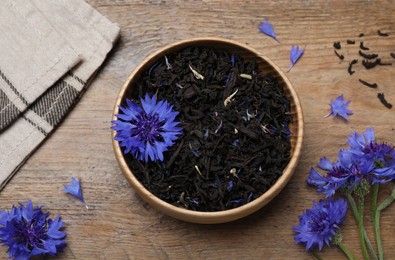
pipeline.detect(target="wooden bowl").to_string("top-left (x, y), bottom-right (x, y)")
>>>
top-left (112, 37), bottom-right (303, 224)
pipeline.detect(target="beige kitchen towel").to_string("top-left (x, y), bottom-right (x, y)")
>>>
top-left (0, 0), bottom-right (120, 190)
top-left (0, 0), bottom-right (82, 130)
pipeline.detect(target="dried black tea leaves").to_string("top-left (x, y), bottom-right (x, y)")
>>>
top-left (348, 59), bottom-right (358, 75)
top-left (125, 46), bottom-right (292, 212)
top-left (359, 33), bottom-right (364, 37)
top-left (334, 50), bottom-right (344, 61)
top-left (360, 42), bottom-right (369, 50)
top-left (333, 42), bottom-right (341, 50)
top-left (359, 50), bottom-right (378, 60)
top-left (377, 93), bottom-right (392, 109)
top-left (358, 79), bottom-right (377, 88)
top-left (362, 58), bottom-right (381, 69)
top-left (347, 40), bottom-right (355, 45)
top-left (391, 53), bottom-right (395, 59)
top-left (378, 30), bottom-right (389, 37)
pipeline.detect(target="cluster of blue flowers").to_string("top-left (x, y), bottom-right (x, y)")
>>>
top-left (294, 128), bottom-right (395, 257)
top-left (308, 128), bottom-right (395, 197)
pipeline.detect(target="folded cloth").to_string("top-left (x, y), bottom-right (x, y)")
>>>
top-left (0, 0), bottom-right (120, 190)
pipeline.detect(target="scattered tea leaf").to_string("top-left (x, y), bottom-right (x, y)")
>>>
top-left (348, 59), bottom-right (358, 75)
top-left (358, 79), bottom-right (378, 88)
top-left (360, 42), bottom-right (369, 50)
top-left (347, 40), bottom-right (355, 44)
top-left (378, 30), bottom-right (389, 37)
top-left (334, 50), bottom-right (344, 60)
top-left (377, 93), bottom-right (392, 109)
top-left (359, 50), bottom-right (378, 60)
top-left (362, 59), bottom-right (381, 69)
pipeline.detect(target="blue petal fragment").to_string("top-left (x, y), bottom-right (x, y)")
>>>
top-left (258, 18), bottom-right (279, 42)
top-left (288, 44), bottom-right (304, 71)
top-left (64, 177), bottom-right (88, 209)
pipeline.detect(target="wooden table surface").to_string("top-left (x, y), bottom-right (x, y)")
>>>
top-left (1, 0), bottom-right (394, 259)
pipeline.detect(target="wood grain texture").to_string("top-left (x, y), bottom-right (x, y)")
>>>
top-left (1, 0), bottom-right (394, 259)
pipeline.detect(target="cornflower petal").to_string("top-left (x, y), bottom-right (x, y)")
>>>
top-left (64, 177), bottom-right (88, 209)
top-left (323, 94), bottom-right (353, 121)
top-left (258, 18), bottom-right (279, 42)
top-left (288, 45), bottom-right (304, 71)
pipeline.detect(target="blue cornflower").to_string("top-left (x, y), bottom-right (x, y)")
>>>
top-left (0, 200), bottom-right (66, 259)
top-left (258, 18), bottom-right (279, 42)
top-left (323, 94), bottom-right (353, 121)
top-left (307, 150), bottom-right (373, 197)
top-left (348, 128), bottom-right (395, 182)
top-left (288, 45), bottom-right (304, 71)
top-left (293, 198), bottom-right (348, 251)
top-left (64, 177), bottom-right (88, 209)
top-left (112, 93), bottom-right (183, 162)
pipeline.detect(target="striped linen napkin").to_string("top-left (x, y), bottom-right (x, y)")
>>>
top-left (0, 0), bottom-right (120, 190)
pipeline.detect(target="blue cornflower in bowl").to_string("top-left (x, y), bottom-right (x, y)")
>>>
top-left (293, 198), bottom-right (348, 251)
top-left (112, 93), bottom-right (182, 162)
top-left (0, 200), bottom-right (66, 259)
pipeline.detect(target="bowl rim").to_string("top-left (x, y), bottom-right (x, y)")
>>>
top-left (112, 37), bottom-right (304, 224)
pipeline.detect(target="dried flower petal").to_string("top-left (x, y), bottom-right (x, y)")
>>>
top-left (289, 45), bottom-right (304, 71)
top-left (64, 177), bottom-right (88, 209)
top-left (164, 56), bottom-right (172, 70)
top-left (323, 94), bottom-right (353, 121)
top-left (189, 64), bottom-right (204, 80)
top-left (258, 18), bottom-right (279, 42)
top-left (224, 89), bottom-right (238, 107)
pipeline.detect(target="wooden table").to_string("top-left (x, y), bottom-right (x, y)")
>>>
top-left (1, 0), bottom-right (394, 259)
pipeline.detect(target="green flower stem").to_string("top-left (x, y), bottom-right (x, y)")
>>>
top-left (347, 194), bottom-right (378, 260)
top-left (375, 185), bottom-right (395, 260)
top-left (377, 185), bottom-right (395, 211)
top-left (337, 241), bottom-right (356, 260)
top-left (372, 184), bottom-right (383, 260)
top-left (358, 195), bottom-right (369, 260)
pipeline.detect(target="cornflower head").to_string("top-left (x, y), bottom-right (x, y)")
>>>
top-left (112, 93), bottom-right (183, 163)
top-left (307, 149), bottom-right (373, 197)
top-left (348, 128), bottom-right (395, 183)
top-left (293, 198), bottom-right (348, 251)
top-left (0, 200), bottom-right (66, 259)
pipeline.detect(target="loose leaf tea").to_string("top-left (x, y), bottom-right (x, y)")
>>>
top-left (360, 42), bottom-right (369, 50)
top-left (346, 40), bottom-right (355, 45)
top-left (125, 46), bottom-right (292, 212)
top-left (362, 58), bottom-right (381, 69)
top-left (358, 79), bottom-right (377, 88)
top-left (334, 50), bottom-right (344, 61)
top-left (377, 93), bottom-right (392, 109)
top-left (377, 30), bottom-right (389, 37)
top-left (348, 59), bottom-right (358, 75)
top-left (359, 50), bottom-right (378, 60)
